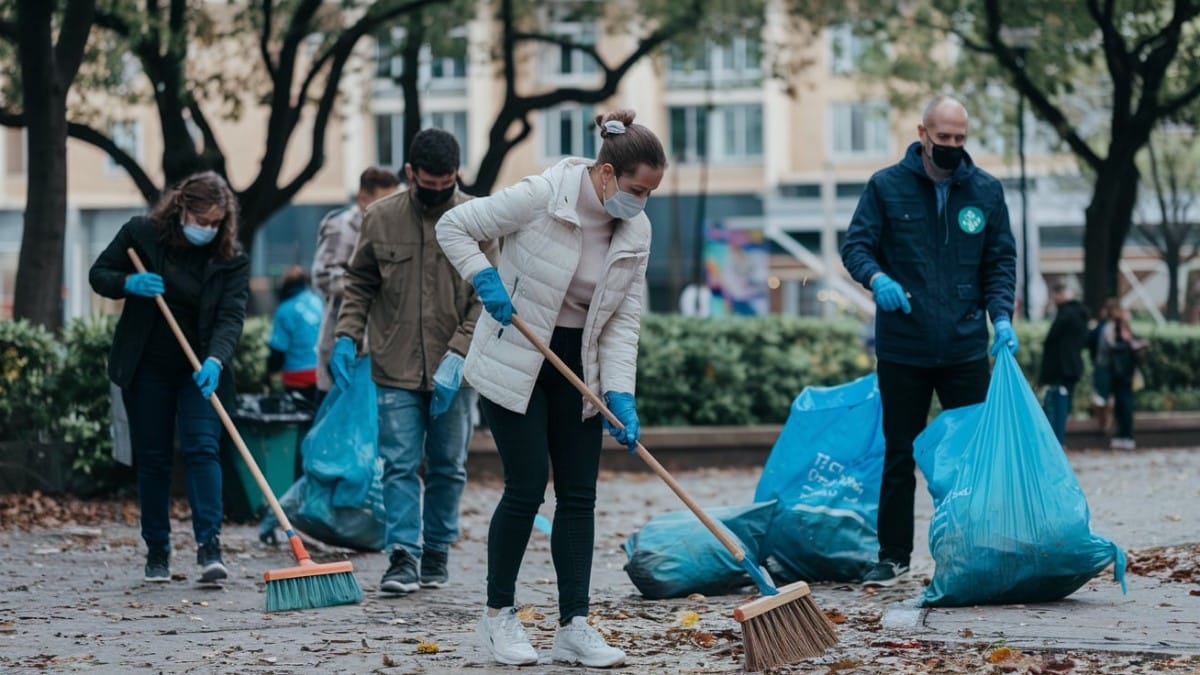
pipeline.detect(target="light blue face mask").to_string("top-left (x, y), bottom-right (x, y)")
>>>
top-left (182, 222), bottom-right (218, 246)
top-left (603, 177), bottom-right (647, 220)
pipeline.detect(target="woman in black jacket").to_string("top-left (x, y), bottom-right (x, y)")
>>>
top-left (89, 171), bottom-right (249, 584)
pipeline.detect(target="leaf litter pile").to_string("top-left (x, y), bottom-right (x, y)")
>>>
top-left (1126, 543), bottom-right (1200, 588)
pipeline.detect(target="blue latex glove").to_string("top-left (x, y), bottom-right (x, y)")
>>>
top-left (124, 272), bottom-right (164, 297)
top-left (870, 274), bottom-right (911, 314)
top-left (472, 267), bottom-right (514, 326)
top-left (602, 391), bottom-right (640, 454)
top-left (430, 352), bottom-right (465, 418)
top-left (193, 357), bottom-right (221, 399)
top-left (991, 317), bottom-right (1019, 356)
top-left (330, 336), bottom-right (358, 390)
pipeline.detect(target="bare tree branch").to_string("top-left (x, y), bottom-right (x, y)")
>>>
top-left (981, 0), bottom-right (1104, 170)
top-left (67, 121), bottom-right (160, 202)
top-left (186, 99), bottom-right (227, 177)
top-left (259, 0), bottom-right (276, 79)
top-left (53, 0), bottom-right (97, 85)
top-left (512, 31), bottom-right (605, 70)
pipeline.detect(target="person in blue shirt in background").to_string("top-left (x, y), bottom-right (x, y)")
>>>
top-left (267, 265), bottom-right (323, 404)
top-left (841, 95), bottom-right (1017, 588)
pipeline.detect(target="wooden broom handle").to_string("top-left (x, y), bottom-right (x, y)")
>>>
top-left (127, 248), bottom-right (297, 536)
top-left (509, 314), bottom-right (746, 561)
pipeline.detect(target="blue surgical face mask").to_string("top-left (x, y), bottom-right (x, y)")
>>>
top-left (603, 176), bottom-right (647, 220)
top-left (182, 222), bottom-right (218, 246)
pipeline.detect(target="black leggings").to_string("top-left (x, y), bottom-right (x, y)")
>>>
top-left (480, 327), bottom-right (603, 624)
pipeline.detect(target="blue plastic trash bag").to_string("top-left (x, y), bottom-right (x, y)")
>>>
top-left (913, 350), bottom-right (1126, 607)
top-left (260, 467), bottom-right (386, 551)
top-left (755, 373), bottom-right (884, 582)
top-left (623, 502), bottom-right (776, 599)
top-left (302, 356), bottom-right (377, 509)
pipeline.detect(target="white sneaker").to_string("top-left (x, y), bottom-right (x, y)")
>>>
top-left (477, 607), bottom-right (538, 666)
top-left (551, 616), bottom-right (626, 668)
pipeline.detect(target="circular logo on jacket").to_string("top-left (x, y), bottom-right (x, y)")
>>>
top-left (958, 206), bottom-right (985, 234)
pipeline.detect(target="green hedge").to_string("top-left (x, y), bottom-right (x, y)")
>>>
top-left (4, 314), bottom-right (1200, 494)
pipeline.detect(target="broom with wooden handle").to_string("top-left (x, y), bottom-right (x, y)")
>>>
top-left (127, 248), bottom-right (362, 612)
top-left (508, 314), bottom-right (837, 672)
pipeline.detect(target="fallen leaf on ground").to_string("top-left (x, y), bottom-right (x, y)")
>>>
top-left (516, 607), bottom-right (544, 622)
top-left (687, 593), bottom-right (706, 602)
top-left (827, 659), bottom-right (862, 672)
top-left (823, 608), bottom-right (847, 624)
top-left (988, 646), bottom-right (1014, 663)
top-left (416, 641), bottom-right (439, 654)
top-left (678, 611), bottom-right (701, 627)
top-left (959, 628), bottom-right (974, 638)
top-left (876, 639), bottom-right (921, 650)
top-left (382, 653), bottom-right (397, 667)
top-left (0, 621), bottom-right (15, 633)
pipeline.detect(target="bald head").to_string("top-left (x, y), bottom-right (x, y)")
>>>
top-left (922, 95), bottom-right (969, 128)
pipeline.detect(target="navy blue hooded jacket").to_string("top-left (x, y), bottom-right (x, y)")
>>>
top-left (841, 141), bottom-right (1017, 367)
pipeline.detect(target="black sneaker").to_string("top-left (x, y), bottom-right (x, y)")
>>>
top-left (380, 548), bottom-right (420, 594)
top-left (420, 549), bottom-right (449, 588)
top-left (862, 560), bottom-right (910, 588)
top-left (144, 550), bottom-right (171, 583)
top-left (197, 537), bottom-right (228, 583)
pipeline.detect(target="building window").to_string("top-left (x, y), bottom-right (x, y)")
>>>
top-left (828, 23), bottom-right (868, 75)
top-left (375, 27), bottom-right (468, 90)
top-left (541, 106), bottom-right (596, 161)
top-left (666, 37), bottom-right (762, 88)
top-left (375, 111), bottom-right (469, 169)
top-left (669, 104), bottom-right (763, 163)
top-left (540, 23), bottom-right (598, 81)
top-left (830, 101), bottom-right (890, 158)
top-left (106, 120), bottom-right (141, 173)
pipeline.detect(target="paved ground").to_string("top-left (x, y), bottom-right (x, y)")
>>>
top-left (1, 447), bottom-right (1198, 674)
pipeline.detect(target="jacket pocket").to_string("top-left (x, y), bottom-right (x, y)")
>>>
top-left (375, 244), bottom-right (415, 289)
top-left (883, 200), bottom-right (926, 261)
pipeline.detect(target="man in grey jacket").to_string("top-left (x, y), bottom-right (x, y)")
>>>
top-left (333, 130), bottom-right (495, 594)
top-left (312, 167), bottom-right (399, 396)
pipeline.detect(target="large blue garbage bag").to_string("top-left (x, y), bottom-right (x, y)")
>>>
top-left (302, 356), bottom-right (377, 509)
top-left (755, 374), bottom-right (884, 582)
top-left (261, 356), bottom-right (385, 551)
top-left (914, 350), bottom-right (1127, 607)
top-left (623, 502), bottom-right (776, 599)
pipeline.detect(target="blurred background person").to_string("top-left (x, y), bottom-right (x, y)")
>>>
top-left (267, 265), bottom-right (323, 404)
top-left (1037, 281), bottom-right (1089, 444)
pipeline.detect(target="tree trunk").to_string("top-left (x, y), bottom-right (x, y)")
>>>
top-left (1163, 241), bottom-right (1182, 321)
top-left (1081, 156), bottom-right (1140, 314)
top-left (399, 12), bottom-right (424, 166)
top-left (12, 1), bottom-right (66, 331)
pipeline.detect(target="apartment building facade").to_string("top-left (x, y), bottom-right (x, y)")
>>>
top-left (1, 3), bottom-right (1177, 322)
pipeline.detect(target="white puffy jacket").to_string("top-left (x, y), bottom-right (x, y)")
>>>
top-left (436, 157), bottom-right (650, 417)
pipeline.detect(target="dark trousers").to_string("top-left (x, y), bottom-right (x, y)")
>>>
top-left (480, 328), bottom-right (603, 624)
top-left (123, 364), bottom-right (224, 554)
top-left (875, 357), bottom-right (990, 565)
top-left (1112, 377), bottom-right (1135, 439)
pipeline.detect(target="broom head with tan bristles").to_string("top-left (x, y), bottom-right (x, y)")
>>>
top-left (733, 581), bottom-right (839, 672)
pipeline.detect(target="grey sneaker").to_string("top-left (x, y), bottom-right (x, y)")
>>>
top-left (862, 560), bottom-right (910, 588)
top-left (380, 548), bottom-right (419, 594)
top-left (420, 549), bottom-right (449, 588)
top-left (197, 537), bottom-right (228, 583)
top-left (144, 550), bottom-right (170, 583)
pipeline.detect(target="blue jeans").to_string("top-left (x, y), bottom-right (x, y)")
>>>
top-left (123, 364), bottom-right (223, 554)
top-left (377, 384), bottom-right (476, 558)
top-left (1042, 384), bottom-right (1074, 445)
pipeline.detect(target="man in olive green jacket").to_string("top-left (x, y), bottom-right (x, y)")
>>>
top-left (333, 129), bottom-right (495, 594)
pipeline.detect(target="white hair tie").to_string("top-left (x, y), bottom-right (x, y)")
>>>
top-left (603, 120), bottom-right (626, 135)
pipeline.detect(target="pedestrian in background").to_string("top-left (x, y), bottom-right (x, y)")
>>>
top-left (438, 108), bottom-right (665, 668)
top-left (1096, 302), bottom-right (1147, 450)
top-left (1038, 282), bottom-right (1089, 444)
top-left (841, 95), bottom-right (1018, 589)
top-left (1087, 298), bottom-right (1119, 433)
top-left (312, 167), bottom-right (400, 400)
top-left (266, 265), bottom-right (323, 404)
top-left (89, 171), bottom-right (249, 584)
top-left (333, 130), bottom-right (489, 596)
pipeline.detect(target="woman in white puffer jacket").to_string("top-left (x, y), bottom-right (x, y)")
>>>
top-left (437, 109), bottom-right (666, 669)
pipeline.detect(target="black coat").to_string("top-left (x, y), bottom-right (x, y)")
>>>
top-left (1038, 299), bottom-right (1089, 386)
top-left (89, 217), bottom-right (250, 398)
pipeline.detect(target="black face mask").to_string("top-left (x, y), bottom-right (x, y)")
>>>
top-left (416, 184), bottom-right (455, 208)
top-left (928, 141), bottom-right (964, 171)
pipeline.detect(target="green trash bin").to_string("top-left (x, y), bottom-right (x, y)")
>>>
top-left (223, 393), bottom-right (313, 522)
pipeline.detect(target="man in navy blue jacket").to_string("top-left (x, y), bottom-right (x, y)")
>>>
top-left (841, 95), bottom-right (1018, 587)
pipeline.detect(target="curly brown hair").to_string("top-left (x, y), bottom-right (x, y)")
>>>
top-left (149, 171), bottom-right (240, 260)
